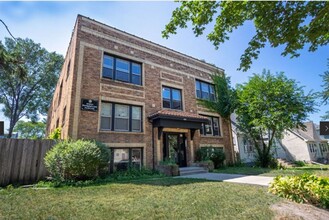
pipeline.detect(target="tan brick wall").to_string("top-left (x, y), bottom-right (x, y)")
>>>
top-left (47, 15), bottom-right (234, 167)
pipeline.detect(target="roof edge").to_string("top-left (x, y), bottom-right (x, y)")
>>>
top-left (76, 14), bottom-right (224, 72)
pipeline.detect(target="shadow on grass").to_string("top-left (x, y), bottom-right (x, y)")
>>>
top-left (293, 167), bottom-right (329, 171)
top-left (122, 177), bottom-right (217, 187)
top-left (214, 167), bottom-right (272, 175)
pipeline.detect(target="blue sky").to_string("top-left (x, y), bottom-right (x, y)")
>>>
top-left (0, 1), bottom-right (328, 131)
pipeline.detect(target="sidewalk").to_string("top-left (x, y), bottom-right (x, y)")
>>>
top-left (177, 173), bottom-right (274, 186)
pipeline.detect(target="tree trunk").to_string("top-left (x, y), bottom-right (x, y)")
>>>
top-left (7, 121), bottom-right (14, 138)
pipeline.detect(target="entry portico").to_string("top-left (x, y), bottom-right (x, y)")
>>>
top-left (149, 110), bottom-right (209, 167)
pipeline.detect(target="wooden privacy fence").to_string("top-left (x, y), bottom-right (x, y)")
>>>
top-left (0, 139), bottom-right (55, 187)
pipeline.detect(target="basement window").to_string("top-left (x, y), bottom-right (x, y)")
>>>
top-left (110, 148), bottom-right (143, 172)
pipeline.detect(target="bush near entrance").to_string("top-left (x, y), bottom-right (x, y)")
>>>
top-left (195, 147), bottom-right (226, 169)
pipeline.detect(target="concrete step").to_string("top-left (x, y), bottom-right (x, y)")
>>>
top-left (179, 167), bottom-right (208, 176)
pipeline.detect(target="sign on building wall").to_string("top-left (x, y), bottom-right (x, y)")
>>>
top-left (0, 121), bottom-right (4, 136)
top-left (81, 99), bottom-right (98, 112)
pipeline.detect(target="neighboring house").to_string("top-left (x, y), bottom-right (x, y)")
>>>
top-left (47, 15), bottom-right (234, 172)
top-left (231, 114), bottom-right (289, 164)
top-left (231, 115), bottom-right (329, 164)
top-left (281, 122), bottom-right (329, 162)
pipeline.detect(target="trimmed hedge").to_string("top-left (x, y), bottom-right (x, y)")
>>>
top-left (44, 140), bottom-right (110, 181)
top-left (269, 174), bottom-right (329, 209)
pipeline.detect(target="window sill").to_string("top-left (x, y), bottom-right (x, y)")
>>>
top-left (101, 77), bottom-right (144, 88)
top-left (99, 130), bottom-right (145, 135)
top-left (162, 107), bottom-right (183, 111)
top-left (200, 135), bottom-right (223, 139)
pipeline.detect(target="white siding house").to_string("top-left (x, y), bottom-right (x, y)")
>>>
top-left (231, 114), bottom-right (290, 164)
top-left (232, 117), bottom-right (329, 164)
top-left (281, 122), bottom-right (329, 162)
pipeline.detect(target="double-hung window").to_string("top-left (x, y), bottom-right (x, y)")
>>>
top-left (100, 102), bottom-right (112, 130)
top-left (103, 55), bottom-right (114, 79)
top-left (132, 106), bottom-right (142, 132)
top-left (195, 80), bottom-right (215, 101)
top-left (100, 102), bottom-right (142, 132)
top-left (243, 138), bottom-right (254, 153)
top-left (162, 86), bottom-right (182, 110)
top-left (309, 143), bottom-right (316, 153)
top-left (200, 116), bottom-right (221, 136)
top-left (132, 63), bottom-right (142, 85)
top-left (114, 104), bottom-right (129, 131)
top-left (102, 54), bottom-right (142, 85)
top-left (116, 59), bottom-right (130, 82)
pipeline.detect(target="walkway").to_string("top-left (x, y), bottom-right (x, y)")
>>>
top-left (177, 173), bottom-right (274, 186)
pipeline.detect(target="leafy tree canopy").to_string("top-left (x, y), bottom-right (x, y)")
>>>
top-left (236, 70), bottom-right (316, 167)
top-left (0, 38), bottom-right (64, 137)
top-left (13, 120), bottom-right (46, 139)
top-left (163, 1), bottom-right (329, 71)
top-left (320, 60), bottom-right (329, 119)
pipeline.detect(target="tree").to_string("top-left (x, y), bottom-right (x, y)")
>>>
top-left (197, 72), bottom-right (238, 162)
top-left (320, 59), bottom-right (329, 119)
top-left (163, 1), bottom-right (329, 71)
top-left (0, 38), bottom-right (64, 138)
top-left (0, 19), bottom-right (27, 79)
top-left (236, 70), bottom-right (316, 167)
top-left (13, 120), bottom-right (46, 139)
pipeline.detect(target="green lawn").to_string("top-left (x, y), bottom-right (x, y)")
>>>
top-left (0, 178), bottom-right (281, 219)
top-left (214, 164), bottom-right (329, 177)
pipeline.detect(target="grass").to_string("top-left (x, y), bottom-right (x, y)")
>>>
top-left (214, 164), bottom-right (329, 177)
top-left (0, 178), bottom-right (281, 219)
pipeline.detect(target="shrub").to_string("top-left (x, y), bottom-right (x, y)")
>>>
top-left (210, 149), bottom-right (226, 169)
top-left (294, 160), bottom-right (306, 167)
top-left (269, 174), bottom-right (329, 209)
top-left (195, 148), bottom-right (210, 161)
top-left (45, 140), bottom-right (110, 181)
top-left (195, 147), bottom-right (226, 169)
top-left (47, 127), bottom-right (61, 139)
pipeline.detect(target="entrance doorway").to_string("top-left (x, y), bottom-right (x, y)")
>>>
top-left (163, 133), bottom-right (187, 167)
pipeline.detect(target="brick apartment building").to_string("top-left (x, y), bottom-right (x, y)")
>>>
top-left (47, 15), bottom-right (234, 171)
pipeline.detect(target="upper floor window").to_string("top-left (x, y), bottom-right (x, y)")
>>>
top-left (200, 115), bottom-right (221, 136)
top-left (195, 80), bottom-right (215, 101)
top-left (102, 54), bottom-right (142, 85)
top-left (162, 86), bottom-right (182, 110)
top-left (100, 102), bottom-right (142, 132)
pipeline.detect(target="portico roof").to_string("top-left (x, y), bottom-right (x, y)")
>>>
top-left (148, 110), bottom-right (209, 129)
top-left (149, 110), bottom-right (208, 121)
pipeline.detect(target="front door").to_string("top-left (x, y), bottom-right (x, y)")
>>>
top-left (163, 133), bottom-right (187, 167)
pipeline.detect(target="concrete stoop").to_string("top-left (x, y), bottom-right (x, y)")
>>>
top-left (179, 166), bottom-right (208, 176)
